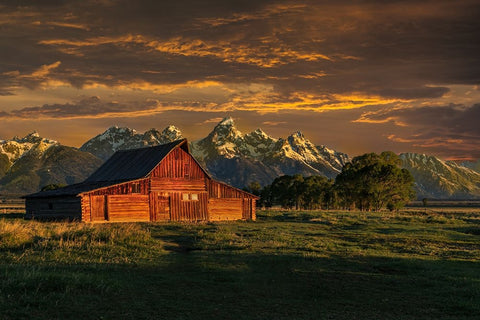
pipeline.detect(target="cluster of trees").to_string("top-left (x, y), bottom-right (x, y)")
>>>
top-left (245, 151), bottom-right (416, 211)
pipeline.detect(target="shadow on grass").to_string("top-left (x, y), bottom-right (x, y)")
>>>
top-left (452, 226), bottom-right (480, 235)
top-left (257, 210), bottom-right (331, 223)
top-left (2, 252), bottom-right (479, 320)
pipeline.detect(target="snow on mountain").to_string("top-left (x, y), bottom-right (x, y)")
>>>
top-left (400, 153), bottom-right (480, 199)
top-left (0, 132), bottom-right (58, 164)
top-left (0, 132), bottom-right (102, 194)
top-left (80, 125), bottom-right (184, 160)
top-left (462, 159), bottom-right (480, 174)
top-left (190, 117), bottom-right (349, 186)
top-left (316, 145), bottom-right (349, 169)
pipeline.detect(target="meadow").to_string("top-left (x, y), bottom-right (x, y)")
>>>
top-left (1, 209), bottom-right (479, 319)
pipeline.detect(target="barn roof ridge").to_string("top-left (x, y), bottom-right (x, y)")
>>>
top-left (84, 139), bottom-right (187, 183)
top-left (112, 138), bottom-right (187, 154)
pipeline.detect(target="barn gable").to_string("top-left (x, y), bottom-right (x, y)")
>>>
top-left (85, 139), bottom-right (189, 182)
top-left (25, 139), bottom-right (258, 222)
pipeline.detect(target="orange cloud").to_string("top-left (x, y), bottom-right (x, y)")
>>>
top-left (387, 134), bottom-right (415, 143)
top-left (40, 34), bottom-right (333, 67)
top-left (262, 121), bottom-right (287, 126)
top-left (33, 21), bottom-right (90, 30)
top-left (197, 3), bottom-right (308, 27)
top-left (238, 92), bottom-right (404, 113)
top-left (28, 61), bottom-right (62, 78)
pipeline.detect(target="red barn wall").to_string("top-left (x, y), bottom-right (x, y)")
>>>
top-left (81, 179), bottom-right (150, 222)
top-left (79, 147), bottom-right (256, 222)
top-left (150, 147), bottom-right (209, 221)
top-left (207, 180), bottom-right (257, 220)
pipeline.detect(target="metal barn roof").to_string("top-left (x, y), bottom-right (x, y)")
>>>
top-left (25, 139), bottom-right (188, 198)
top-left (85, 139), bottom-right (187, 182)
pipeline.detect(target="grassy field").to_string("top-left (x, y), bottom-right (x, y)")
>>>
top-left (1, 209), bottom-right (479, 319)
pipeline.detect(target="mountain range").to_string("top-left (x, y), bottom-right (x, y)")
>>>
top-left (2, 117), bottom-right (480, 199)
top-left (0, 132), bottom-right (101, 194)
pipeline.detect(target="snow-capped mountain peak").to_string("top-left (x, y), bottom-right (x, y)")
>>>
top-left (80, 125), bottom-right (185, 160)
top-left (210, 117), bottom-right (243, 142)
top-left (0, 131), bottom-right (58, 165)
top-left (160, 125), bottom-right (183, 142)
top-left (218, 116), bottom-right (235, 127)
top-left (189, 118), bottom-right (349, 182)
top-left (247, 128), bottom-right (276, 141)
top-left (14, 131), bottom-right (44, 144)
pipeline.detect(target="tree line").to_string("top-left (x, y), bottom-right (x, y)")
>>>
top-left (245, 151), bottom-right (416, 211)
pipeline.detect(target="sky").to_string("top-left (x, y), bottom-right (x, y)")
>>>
top-left (1, 0), bottom-right (479, 160)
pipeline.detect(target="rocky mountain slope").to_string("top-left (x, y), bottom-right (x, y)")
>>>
top-left (190, 117), bottom-right (349, 187)
top-left (400, 153), bottom-right (480, 199)
top-left (0, 133), bottom-right (102, 194)
top-left (461, 160), bottom-right (480, 174)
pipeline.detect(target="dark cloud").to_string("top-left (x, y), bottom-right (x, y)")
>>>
top-left (1, 0), bottom-right (478, 97)
top-left (0, 96), bottom-right (160, 119)
top-left (357, 104), bottom-right (480, 159)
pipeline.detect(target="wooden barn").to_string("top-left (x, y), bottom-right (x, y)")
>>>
top-left (25, 139), bottom-right (258, 222)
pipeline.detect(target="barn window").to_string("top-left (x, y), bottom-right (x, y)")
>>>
top-left (182, 193), bottom-right (199, 201)
top-left (132, 183), bottom-right (140, 193)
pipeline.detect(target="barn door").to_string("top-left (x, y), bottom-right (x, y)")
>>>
top-left (91, 195), bottom-right (108, 221)
top-left (156, 195), bottom-right (170, 221)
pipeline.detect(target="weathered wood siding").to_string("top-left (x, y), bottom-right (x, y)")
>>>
top-left (150, 178), bottom-right (206, 192)
top-left (169, 192), bottom-right (208, 221)
top-left (107, 195), bottom-right (150, 222)
top-left (81, 179), bottom-right (150, 222)
top-left (208, 180), bottom-right (255, 199)
top-left (250, 199), bottom-right (256, 220)
top-left (86, 179), bottom-right (149, 196)
top-left (84, 194), bottom-right (150, 222)
top-left (208, 198), bottom-right (243, 221)
top-left (81, 195), bottom-right (91, 221)
top-left (151, 147), bottom-right (206, 179)
top-left (25, 196), bottom-right (82, 220)
top-left (206, 180), bottom-right (257, 220)
top-left (242, 198), bottom-right (256, 220)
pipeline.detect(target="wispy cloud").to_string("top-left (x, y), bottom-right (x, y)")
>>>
top-left (0, 96), bottom-right (163, 120)
top-left (262, 121), bottom-right (286, 126)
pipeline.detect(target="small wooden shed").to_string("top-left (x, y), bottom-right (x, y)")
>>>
top-left (25, 139), bottom-right (258, 222)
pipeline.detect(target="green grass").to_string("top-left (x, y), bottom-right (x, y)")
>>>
top-left (1, 209), bottom-right (479, 319)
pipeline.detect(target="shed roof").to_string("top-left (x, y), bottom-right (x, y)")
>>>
top-left (85, 139), bottom-right (187, 182)
top-left (25, 180), bottom-right (126, 198)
